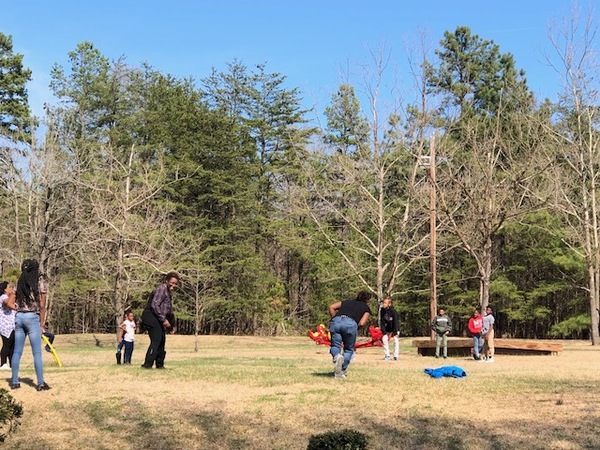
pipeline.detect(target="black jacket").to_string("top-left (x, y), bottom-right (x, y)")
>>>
top-left (379, 306), bottom-right (399, 334)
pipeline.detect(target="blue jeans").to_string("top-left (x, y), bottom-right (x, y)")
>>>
top-left (329, 316), bottom-right (358, 371)
top-left (12, 312), bottom-right (45, 385)
top-left (472, 335), bottom-right (483, 358)
top-left (123, 340), bottom-right (134, 364)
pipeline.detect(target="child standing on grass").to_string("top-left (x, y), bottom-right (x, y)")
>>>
top-left (468, 307), bottom-right (483, 360)
top-left (117, 310), bottom-right (136, 364)
top-left (431, 308), bottom-right (452, 359)
top-left (379, 297), bottom-right (400, 361)
top-left (481, 305), bottom-right (495, 363)
top-left (0, 282), bottom-right (16, 370)
top-left (115, 311), bottom-right (127, 364)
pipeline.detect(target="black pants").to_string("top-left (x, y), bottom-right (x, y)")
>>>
top-left (1, 331), bottom-right (15, 366)
top-left (141, 309), bottom-right (166, 368)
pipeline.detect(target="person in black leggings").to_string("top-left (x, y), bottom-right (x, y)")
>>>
top-left (141, 272), bottom-right (180, 369)
top-left (0, 282), bottom-right (16, 370)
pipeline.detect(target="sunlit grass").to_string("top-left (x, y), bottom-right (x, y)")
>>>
top-left (3, 334), bottom-right (600, 449)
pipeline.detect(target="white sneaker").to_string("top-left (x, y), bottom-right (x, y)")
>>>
top-left (487, 357), bottom-right (494, 363)
top-left (0, 364), bottom-right (10, 370)
top-left (334, 354), bottom-right (344, 377)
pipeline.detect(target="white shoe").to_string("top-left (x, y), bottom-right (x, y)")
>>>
top-left (487, 357), bottom-right (494, 363)
top-left (0, 363), bottom-right (10, 370)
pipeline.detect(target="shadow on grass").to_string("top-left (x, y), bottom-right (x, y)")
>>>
top-left (357, 411), bottom-right (600, 450)
top-left (310, 371), bottom-right (335, 378)
top-left (13, 391), bottom-right (599, 450)
top-left (2, 377), bottom-right (36, 389)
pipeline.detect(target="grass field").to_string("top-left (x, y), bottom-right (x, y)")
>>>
top-left (3, 334), bottom-right (600, 450)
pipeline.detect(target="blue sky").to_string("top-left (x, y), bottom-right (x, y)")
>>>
top-left (2, 1), bottom-right (595, 123)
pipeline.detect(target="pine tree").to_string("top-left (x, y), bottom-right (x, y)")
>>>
top-left (0, 32), bottom-right (32, 147)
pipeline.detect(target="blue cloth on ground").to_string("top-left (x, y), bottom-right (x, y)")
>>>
top-left (424, 365), bottom-right (467, 378)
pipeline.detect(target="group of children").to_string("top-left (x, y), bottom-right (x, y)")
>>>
top-left (380, 297), bottom-right (497, 362)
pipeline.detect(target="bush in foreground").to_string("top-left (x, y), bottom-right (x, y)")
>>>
top-left (0, 388), bottom-right (22, 442)
top-left (307, 429), bottom-right (369, 450)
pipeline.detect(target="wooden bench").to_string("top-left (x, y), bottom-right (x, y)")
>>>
top-left (412, 337), bottom-right (563, 357)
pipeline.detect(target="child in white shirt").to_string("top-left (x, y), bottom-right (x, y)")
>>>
top-left (117, 311), bottom-right (136, 364)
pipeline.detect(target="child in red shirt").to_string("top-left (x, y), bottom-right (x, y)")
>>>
top-left (468, 308), bottom-right (483, 360)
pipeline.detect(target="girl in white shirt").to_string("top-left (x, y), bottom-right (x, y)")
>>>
top-left (118, 311), bottom-right (136, 364)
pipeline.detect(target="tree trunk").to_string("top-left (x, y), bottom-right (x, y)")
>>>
top-left (480, 235), bottom-right (493, 310)
top-left (589, 264), bottom-right (600, 344)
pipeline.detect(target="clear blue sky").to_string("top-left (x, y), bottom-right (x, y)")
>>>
top-left (2, 1), bottom-right (596, 122)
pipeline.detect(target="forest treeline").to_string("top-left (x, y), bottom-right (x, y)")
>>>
top-left (1, 21), bottom-right (600, 342)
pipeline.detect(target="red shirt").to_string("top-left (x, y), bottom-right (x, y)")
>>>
top-left (468, 316), bottom-right (483, 335)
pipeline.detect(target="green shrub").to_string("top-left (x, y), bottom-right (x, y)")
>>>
top-left (550, 314), bottom-right (590, 338)
top-left (307, 429), bottom-right (369, 450)
top-left (0, 388), bottom-right (23, 442)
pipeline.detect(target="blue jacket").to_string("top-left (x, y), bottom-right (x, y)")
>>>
top-left (424, 365), bottom-right (467, 378)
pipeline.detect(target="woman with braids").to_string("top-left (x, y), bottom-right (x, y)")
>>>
top-left (141, 272), bottom-right (180, 369)
top-left (10, 259), bottom-right (50, 391)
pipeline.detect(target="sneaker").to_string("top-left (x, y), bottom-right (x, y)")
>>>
top-left (0, 363), bottom-right (10, 370)
top-left (487, 357), bottom-right (494, 363)
top-left (333, 354), bottom-right (344, 377)
top-left (383, 356), bottom-right (391, 360)
top-left (334, 372), bottom-right (346, 379)
top-left (10, 383), bottom-right (20, 390)
top-left (443, 356), bottom-right (447, 359)
top-left (45, 346), bottom-right (51, 353)
top-left (393, 356), bottom-right (398, 361)
top-left (36, 382), bottom-right (51, 391)
top-left (140, 364), bottom-right (152, 369)
top-left (435, 355), bottom-right (439, 359)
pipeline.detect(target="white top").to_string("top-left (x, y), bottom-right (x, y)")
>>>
top-left (482, 313), bottom-right (495, 335)
top-left (121, 319), bottom-right (136, 342)
top-left (0, 294), bottom-right (16, 338)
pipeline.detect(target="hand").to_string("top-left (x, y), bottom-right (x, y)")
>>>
top-left (163, 319), bottom-right (171, 328)
top-left (170, 327), bottom-right (177, 335)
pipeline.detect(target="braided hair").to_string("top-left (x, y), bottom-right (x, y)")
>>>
top-left (16, 259), bottom-right (40, 310)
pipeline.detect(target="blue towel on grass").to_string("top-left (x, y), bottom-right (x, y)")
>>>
top-left (424, 365), bottom-right (467, 378)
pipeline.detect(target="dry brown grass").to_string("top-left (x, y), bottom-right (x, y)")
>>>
top-left (3, 334), bottom-right (600, 450)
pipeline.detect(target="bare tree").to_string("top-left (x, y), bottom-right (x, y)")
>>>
top-left (435, 108), bottom-right (548, 310)
top-left (544, 5), bottom-right (600, 344)
top-left (296, 48), bottom-right (431, 303)
top-left (72, 143), bottom-right (180, 335)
